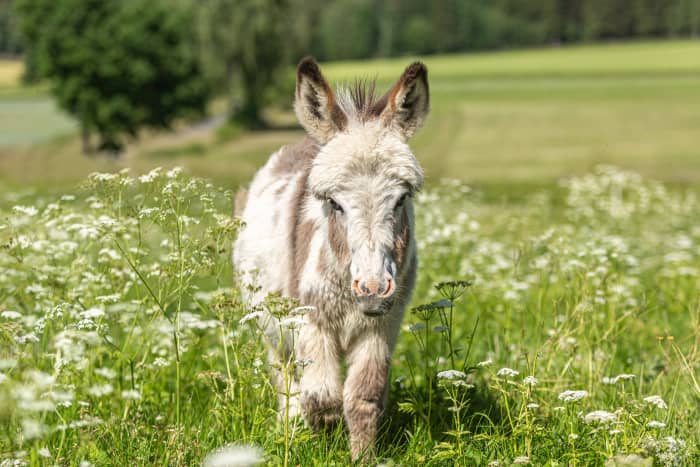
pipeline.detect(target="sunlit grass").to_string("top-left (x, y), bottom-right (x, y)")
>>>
top-left (0, 166), bottom-right (698, 465)
top-left (2, 40), bottom-right (700, 189)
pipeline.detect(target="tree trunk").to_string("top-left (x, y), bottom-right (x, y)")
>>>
top-left (81, 127), bottom-right (94, 156)
top-left (235, 67), bottom-right (265, 129)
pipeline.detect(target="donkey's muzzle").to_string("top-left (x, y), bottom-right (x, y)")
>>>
top-left (352, 277), bottom-right (394, 299)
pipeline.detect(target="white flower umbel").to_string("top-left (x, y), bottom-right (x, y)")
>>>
top-left (583, 410), bottom-right (617, 424)
top-left (643, 395), bottom-right (668, 409)
top-left (523, 376), bottom-right (538, 386)
top-left (558, 390), bottom-right (589, 403)
top-left (437, 370), bottom-right (467, 380)
top-left (477, 358), bottom-right (493, 367)
top-left (496, 367), bottom-right (519, 377)
top-left (513, 456), bottom-right (530, 464)
top-left (203, 443), bottom-right (264, 467)
top-left (647, 420), bottom-right (667, 428)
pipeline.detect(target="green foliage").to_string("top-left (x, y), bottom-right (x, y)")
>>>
top-left (14, 0), bottom-right (208, 153)
top-left (0, 0), bottom-right (21, 54)
top-left (196, 0), bottom-right (290, 127)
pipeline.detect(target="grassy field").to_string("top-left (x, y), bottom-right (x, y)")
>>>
top-left (1, 41), bottom-right (700, 466)
top-left (1, 40), bottom-right (700, 190)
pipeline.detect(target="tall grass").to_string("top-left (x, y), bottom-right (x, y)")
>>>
top-left (1, 166), bottom-right (698, 465)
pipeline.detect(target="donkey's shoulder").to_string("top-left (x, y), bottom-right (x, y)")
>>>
top-left (269, 136), bottom-right (319, 177)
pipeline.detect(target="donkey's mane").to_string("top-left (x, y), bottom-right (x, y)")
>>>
top-left (336, 78), bottom-right (389, 122)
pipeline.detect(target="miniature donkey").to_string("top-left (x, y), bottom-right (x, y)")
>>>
top-left (233, 56), bottom-right (429, 460)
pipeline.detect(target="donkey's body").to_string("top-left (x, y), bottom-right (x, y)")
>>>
top-left (233, 57), bottom-right (429, 459)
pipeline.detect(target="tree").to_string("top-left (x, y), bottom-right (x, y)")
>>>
top-left (197, 0), bottom-right (290, 128)
top-left (0, 0), bottom-right (22, 55)
top-left (15, 0), bottom-right (208, 154)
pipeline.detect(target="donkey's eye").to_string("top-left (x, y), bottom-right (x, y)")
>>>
top-left (327, 198), bottom-right (344, 213)
top-left (395, 193), bottom-right (409, 209)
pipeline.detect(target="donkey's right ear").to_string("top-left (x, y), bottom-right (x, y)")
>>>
top-left (294, 57), bottom-right (347, 143)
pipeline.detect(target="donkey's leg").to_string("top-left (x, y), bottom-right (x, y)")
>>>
top-left (298, 324), bottom-right (342, 430)
top-left (343, 333), bottom-right (390, 461)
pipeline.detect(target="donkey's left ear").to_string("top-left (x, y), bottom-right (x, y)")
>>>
top-left (380, 62), bottom-right (430, 140)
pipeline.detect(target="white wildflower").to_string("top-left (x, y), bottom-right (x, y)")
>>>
top-left (526, 403), bottom-right (540, 409)
top-left (496, 367), bottom-right (519, 377)
top-left (203, 443), bottom-right (264, 467)
top-left (584, 410), bottom-right (617, 424)
top-left (408, 322), bottom-right (426, 332)
top-left (12, 205), bottom-right (38, 217)
top-left (568, 433), bottom-right (579, 440)
top-left (523, 376), bottom-right (538, 386)
top-left (513, 456), bottom-right (530, 464)
top-left (94, 367), bottom-right (116, 379)
top-left (279, 316), bottom-right (307, 330)
top-left (38, 448), bottom-right (50, 458)
top-left (139, 168), bottom-right (162, 183)
top-left (121, 390), bottom-right (142, 400)
top-left (432, 325), bottom-right (448, 333)
top-left (647, 420), bottom-right (666, 428)
top-left (437, 370), bottom-right (466, 380)
top-left (87, 384), bottom-right (114, 397)
top-left (558, 390), bottom-right (588, 402)
top-left (477, 358), bottom-right (492, 367)
top-left (1, 310), bottom-right (22, 320)
top-left (239, 311), bottom-right (263, 325)
top-left (644, 395), bottom-right (668, 409)
top-left (602, 373), bottom-right (635, 385)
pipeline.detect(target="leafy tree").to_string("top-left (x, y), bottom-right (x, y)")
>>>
top-left (15, 0), bottom-right (208, 154)
top-left (0, 0), bottom-right (22, 54)
top-left (197, 0), bottom-right (290, 128)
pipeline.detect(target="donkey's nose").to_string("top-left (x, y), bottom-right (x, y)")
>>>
top-left (352, 277), bottom-right (394, 298)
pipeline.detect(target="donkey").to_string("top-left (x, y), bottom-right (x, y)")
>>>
top-left (233, 56), bottom-right (429, 460)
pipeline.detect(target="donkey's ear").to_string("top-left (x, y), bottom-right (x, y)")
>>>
top-left (380, 62), bottom-right (429, 140)
top-left (294, 56), bottom-right (347, 143)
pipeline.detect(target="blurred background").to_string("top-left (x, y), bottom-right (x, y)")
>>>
top-left (0, 0), bottom-right (699, 192)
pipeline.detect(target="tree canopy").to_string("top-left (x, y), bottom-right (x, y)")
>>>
top-left (15, 0), bottom-right (209, 153)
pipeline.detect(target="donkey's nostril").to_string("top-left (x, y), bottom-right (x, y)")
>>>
top-left (379, 278), bottom-right (394, 298)
top-left (352, 279), bottom-right (364, 297)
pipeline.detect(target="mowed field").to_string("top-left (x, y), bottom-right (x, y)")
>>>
top-left (1, 40), bottom-right (700, 190)
top-left (1, 41), bottom-right (700, 466)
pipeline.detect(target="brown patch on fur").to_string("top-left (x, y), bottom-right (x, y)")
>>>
top-left (393, 208), bottom-right (410, 270)
top-left (234, 187), bottom-right (248, 217)
top-left (328, 213), bottom-right (351, 266)
top-left (271, 137), bottom-right (318, 176)
top-left (288, 155), bottom-right (316, 298)
top-left (301, 391), bottom-right (343, 432)
top-left (344, 357), bottom-right (390, 460)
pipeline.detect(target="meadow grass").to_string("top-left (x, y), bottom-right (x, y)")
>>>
top-left (1, 40), bottom-right (700, 189)
top-left (1, 166), bottom-right (699, 466)
top-left (1, 40), bottom-right (699, 466)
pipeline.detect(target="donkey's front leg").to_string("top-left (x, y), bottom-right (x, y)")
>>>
top-left (344, 334), bottom-right (390, 461)
top-left (298, 324), bottom-right (343, 430)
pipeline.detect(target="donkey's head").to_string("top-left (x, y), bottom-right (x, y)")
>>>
top-left (295, 57), bottom-right (429, 316)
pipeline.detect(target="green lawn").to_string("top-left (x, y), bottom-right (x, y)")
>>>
top-left (1, 40), bottom-right (700, 190)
